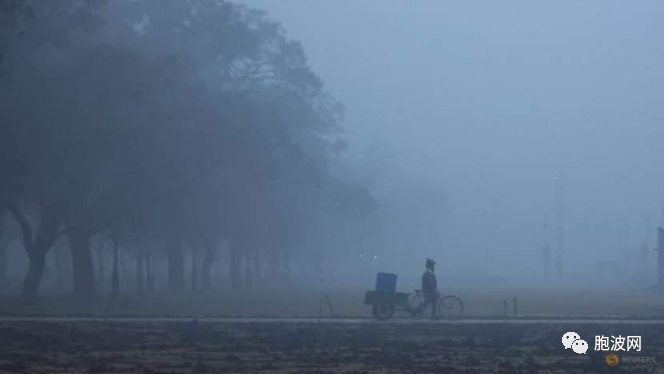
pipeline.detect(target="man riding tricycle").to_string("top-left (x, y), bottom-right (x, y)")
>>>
top-left (364, 258), bottom-right (464, 320)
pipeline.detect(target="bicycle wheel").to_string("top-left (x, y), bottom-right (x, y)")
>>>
top-left (372, 304), bottom-right (395, 321)
top-left (437, 295), bottom-right (464, 320)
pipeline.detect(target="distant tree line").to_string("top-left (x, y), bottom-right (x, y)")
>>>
top-left (0, 0), bottom-right (377, 300)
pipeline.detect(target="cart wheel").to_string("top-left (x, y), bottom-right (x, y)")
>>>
top-left (372, 304), bottom-right (395, 321)
top-left (437, 295), bottom-right (464, 320)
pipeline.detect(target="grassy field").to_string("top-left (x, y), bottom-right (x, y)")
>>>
top-left (1, 286), bottom-right (662, 319)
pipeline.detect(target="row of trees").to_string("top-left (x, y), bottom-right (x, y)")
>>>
top-left (0, 0), bottom-right (377, 300)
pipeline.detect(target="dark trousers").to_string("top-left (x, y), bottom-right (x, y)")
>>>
top-left (421, 292), bottom-right (439, 317)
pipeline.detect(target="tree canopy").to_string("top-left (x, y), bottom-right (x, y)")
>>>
top-left (0, 0), bottom-right (376, 298)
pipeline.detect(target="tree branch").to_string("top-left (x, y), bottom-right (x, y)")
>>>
top-left (48, 228), bottom-right (68, 249)
top-left (0, 232), bottom-right (18, 251)
top-left (0, 198), bottom-right (33, 250)
top-left (32, 201), bottom-right (62, 256)
top-left (50, 219), bottom-right (109, 247)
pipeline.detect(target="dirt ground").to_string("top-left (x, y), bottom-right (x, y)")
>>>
top-left (1, 288), bottom-right (662, 373)
top-left (0, 320), bottom-right (662, 374)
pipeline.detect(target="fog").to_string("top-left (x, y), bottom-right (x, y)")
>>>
top-left (2, 1), bottom-right (664, 303)
top-left (4, 4), bottom-right (664, 373)
top-left (242, 0), bottom-right (664, 286)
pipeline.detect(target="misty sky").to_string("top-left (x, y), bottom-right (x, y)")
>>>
top-left (240, 0), bottom-right (664, 280)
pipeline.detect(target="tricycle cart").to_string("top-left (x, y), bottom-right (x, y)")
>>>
top-left (364, 289), bottom-right (464, 321)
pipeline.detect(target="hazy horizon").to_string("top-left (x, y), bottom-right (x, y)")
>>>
top-left (239, 0), bottom-right (664, 285)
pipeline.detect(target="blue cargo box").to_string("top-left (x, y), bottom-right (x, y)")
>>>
top-left (375, 272), bottom-right (397, 293)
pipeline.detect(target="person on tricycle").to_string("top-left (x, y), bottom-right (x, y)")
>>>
top-left (420, 258), bottom-right (438, 318)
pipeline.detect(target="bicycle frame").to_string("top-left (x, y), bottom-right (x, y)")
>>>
top-left (407, 290), bottom-right (437, 315)
top-left (407, 291), bottom-right (422, 312)
top-left (367, 289), bottom-right (463, 321)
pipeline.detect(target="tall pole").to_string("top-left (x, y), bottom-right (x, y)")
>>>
top-left (554, 175), bottom-right (564, 278)
top-left (640, 215), bottom-right (652, 266)
top-left (542, 222), bottom-right (550, 279)
top-left (657, 228), bottom-right (664, 294)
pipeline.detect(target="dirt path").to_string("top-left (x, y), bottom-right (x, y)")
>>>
top-left (2, 316), bottom-right (664, 324)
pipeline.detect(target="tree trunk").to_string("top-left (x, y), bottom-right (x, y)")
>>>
top-left (5, 199), bottom-right (60, 299)
top-left (252, 253), bottom-right (262, 286)
top-left (201, 243), bottom-right (217, 290)
top-left (244, 258), bottom-right (253, 289)
top-left (20, 234), bottom-right (58, 298)
top-left (283, 253), bottom-right (291, 280)
top-left (230, 242), bottom-right (242, 289)
top-left (96, 246), bottom-right (105, 289)
top-left (54, 241), bottom-right (65, 291)
top-left (120, 247), bottom-right (127, 279)
top-left (64, 194), bottom-right (96, 299)
top-left (0, 213), bottom-right (9, 290)
top-left (21, 250), bottom-right (46, 300)
top-left (266, 250), bottom-right (277, 283)
top-left (0, 240), bottom-right (8, 291)
top-left (67, 226), bottom-right (96, 299)
top-left (42, 257), bottom-right (52, 286)
top-left (191, 246), bottom-right (199, 292)
top-left (167, 235), bottom-right (184, 292)
top-left (146, 255), bottom-right (154, 293)
top-left (136, 252), bottom-right (144, 295)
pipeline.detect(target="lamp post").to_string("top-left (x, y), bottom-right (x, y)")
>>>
top-left (542, 223), bottom-right (550, 279)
